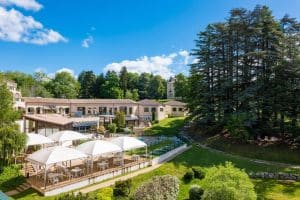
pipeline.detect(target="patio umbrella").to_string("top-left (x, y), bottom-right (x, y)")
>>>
top-left (110, 136), bottom-right (147, 151)
top-left (76, 140), bottom-right (122, 156)
top-left (48, 130), bottom-right (88, 143)
top-left (26, 133), bottom-right (54, 146)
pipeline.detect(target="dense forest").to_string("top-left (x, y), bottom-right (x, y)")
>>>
top-left (0, 67), bottom-right (188, 101)
top-left (188, 5), bottom-right (300, 142)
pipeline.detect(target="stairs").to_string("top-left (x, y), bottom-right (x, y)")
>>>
top-left (20, 163), bottom-right (36, 176)
top-left (5, 182), bottom-right (31, 196)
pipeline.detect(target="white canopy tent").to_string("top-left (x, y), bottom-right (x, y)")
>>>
top-left (110, 136), bottom-right (147, 151)
top-left (76, 140), bottom-right (122, 157)
top-left (26, 146), bottom-right (88, 188)
top-left (48, 130), bottom-right (88, 143)
top-left (76, 140), bottom-right (122, 172)
top-left (26, 133), bottom-right (54, 146)
top-left (26, 146), bottom-right (87, 166)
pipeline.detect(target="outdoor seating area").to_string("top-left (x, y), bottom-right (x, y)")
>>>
top-left (23, 131), bottom-right (149, 194)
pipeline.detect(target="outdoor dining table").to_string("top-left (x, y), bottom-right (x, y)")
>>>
top-left (113, 157), bottom-right (123, 166)
top-left (132, 155), bottom-right (140, 161)
top-left (71, 167), bottom-right (82, 178)
top-left (47, 173), bottom-right (63, 184)
top-left (97, 162), bottom-right (109, 170)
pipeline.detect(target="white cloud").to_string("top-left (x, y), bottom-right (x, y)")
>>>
top-left (56, 67), bottom-right (75, 77)
top-left (178, 50), bottom-right (190, 65)
top-left (0, 0), bottom-right (42, 11)
top-left (104, 51), bottom-right (191, 79)
top-left (81, 35), bottom-right (93, 48)
top-left (0, 4), bottom-right (67, 45)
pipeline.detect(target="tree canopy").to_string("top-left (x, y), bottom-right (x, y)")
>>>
top-left (188, 5), bottom-right (300, 140)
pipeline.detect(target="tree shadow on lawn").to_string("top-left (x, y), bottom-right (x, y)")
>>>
top-left (253, 179), bottom-right (278, 200)
top-left (12, 188), bottom-right (44, 199)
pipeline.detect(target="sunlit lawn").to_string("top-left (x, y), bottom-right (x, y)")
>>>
top-left (144, 117), bottom-right (185, 136)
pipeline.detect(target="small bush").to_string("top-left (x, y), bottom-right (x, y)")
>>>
top-left (134, 175), bottom-right (179, 200)
top-left (108, 123), bottom-right (117, 134)
top-left (0, 165), bottom-right (25, 192)
top-left (113, 179), bottom-right (132, 197)
top-left (183, 168), bottom-right (194, 182)
top-left (189, 185), bottom-right (204, 200)
top-left (97, 126), bottom-right (106, 134)
top-left (192, 167), bottom-right (205, 180)
top-left (202, 162), bottom-right (257, 200)
top-left (97, 187), bottom-right (113, 200)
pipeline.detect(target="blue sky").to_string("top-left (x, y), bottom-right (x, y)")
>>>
top-left (0, 0), bottom-right (300, 78)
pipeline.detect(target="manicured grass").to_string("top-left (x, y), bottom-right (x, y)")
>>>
top-left (0, 165), bottom-right (25, 192)
top-left (13, 146), bottom-right (300, 199)
top-left (144, 117), bottom-right (186, 136)
top-left (202, 134), bottom-right (300, 165)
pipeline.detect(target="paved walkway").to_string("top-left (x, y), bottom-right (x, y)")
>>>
top-left (78, 146), bottom-right (191, 194)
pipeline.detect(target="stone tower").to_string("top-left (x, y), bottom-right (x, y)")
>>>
top-left (167, 77), bottom-right (175, 99)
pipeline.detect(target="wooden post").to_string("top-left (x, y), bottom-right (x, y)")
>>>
top-left (44, 164), bottom-right (47, 189)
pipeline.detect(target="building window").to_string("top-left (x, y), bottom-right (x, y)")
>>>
top-left (114, 107), bottom-right (118, 113)
top-left (144, 107), bottom-right (149, 113)
top-left (65, 108), bottom-right (69, 114)
top-left (77, 107), bottom-right (86, 115)
top-left (99, 107), bottom-right (107, 115)
top-left (109, 108), bottom-right (113, 115)
top-left (160, 107), bottom-right (164, 112)
top-left (172, 107), bottom-right (177, 112)
top-left (129, 107), bottom-right (133, 115)
top-left (179, 107), bottom-right (183, 112)
top-left (119, 106), bottom-right (127, 115)
top-left (151, 107), bottom-right (156, 113)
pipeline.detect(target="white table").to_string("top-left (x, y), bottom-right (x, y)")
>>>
top-left (113, 157), bottom-right (123, 166)
top-left (71, 168), bottom-right (82, 177)
top-left (47, 173), bottom-right (62, 184)
top-left (97, 162), bottom-right (109, 170)
top-left (132, 155), bottom-right (140, 161)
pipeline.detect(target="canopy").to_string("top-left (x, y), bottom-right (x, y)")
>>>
top-left (26, 146), bottom-right (87, 166)
top-left (110, 136), bottom-right (147, 151)
top-left (76, 140), bottom-right (122, 156)
top-left (26, 133), bottom-right (54, 146)
top-left (48, 130), bottom-right (88, 143)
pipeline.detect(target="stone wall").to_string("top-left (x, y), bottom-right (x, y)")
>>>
top-left (249, 172), bottom-right (300, 181)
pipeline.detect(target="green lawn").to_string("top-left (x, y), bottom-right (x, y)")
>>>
top-left (201, 134), bottom-right (300, 165)
top-left (144, 117), bottom-right (186, 136)
top-left (13, 146), bottom-right (300, 200)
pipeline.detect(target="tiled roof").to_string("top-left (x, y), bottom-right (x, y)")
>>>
top-left (138, 99), bottom-right (161, 106)
top-left (23, 97), bottom-right (137, 104)
top-left (164, 100), bottom-right (186, 106)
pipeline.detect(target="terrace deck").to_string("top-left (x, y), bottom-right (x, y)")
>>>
top-left (27, 157), bottom-right (150, 195)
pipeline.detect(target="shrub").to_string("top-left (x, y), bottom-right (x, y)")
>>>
top-left (183, 168), bottom-right (194, 182)
top-left (224, 113), bottom-right (251, 141)
top-left (0, 165), bottom-right (25, 192)
top-left (189, 185), bottom-right (204, 200)
top-left (108, 123), bottom-right (117, 134)
top-left (192, 167), bottom-right (205, 180)
top-left (113, 179), bottom-right (132, 197)
top-left (114, 111), bottom-right (125, 128)
top-left (97, 126), bottom-right (106, 134)
top-left (97, 188), bottom-right (113, 200)
top-left (134, 175), bottom-right (179, 200)
top-left (202, 162), bottom-right (257, 200)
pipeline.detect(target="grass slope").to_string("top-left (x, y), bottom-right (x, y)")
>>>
top-left (144, 117), bottom-right (185, 136)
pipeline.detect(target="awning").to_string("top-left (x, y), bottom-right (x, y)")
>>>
top-left (110, 136), bottom-right (147, 151)
top-left (26, 133), bottom-right (54, 146)
top-left (48, 130), bottom-right (88, 143)
top-left (26, 146), bottom-right (87, 166)
top-left (76, 140), bottom-right (122, 156)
